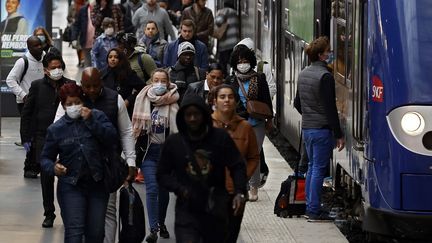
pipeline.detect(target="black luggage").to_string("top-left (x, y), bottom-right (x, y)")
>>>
top-left (118, 184), bottom-right (146, 243)
top-left (274, 173), bottom-right (306, 218)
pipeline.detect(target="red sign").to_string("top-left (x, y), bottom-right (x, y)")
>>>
top-left (372, 75), bottom-right (384, 102)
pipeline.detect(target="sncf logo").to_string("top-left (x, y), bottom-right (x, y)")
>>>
top-left (372, 75), bottom-right (384, 102)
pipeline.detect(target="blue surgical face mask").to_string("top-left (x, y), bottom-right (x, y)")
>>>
top-left (324, 51), bottom-right (334, 64)
top-left (152, 83), bottom-right (168, 95)
top-left (37, 35), bottom-right (46, 43)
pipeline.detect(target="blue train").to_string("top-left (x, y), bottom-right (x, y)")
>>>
top-left (210, 0), bottom-right (432, 240)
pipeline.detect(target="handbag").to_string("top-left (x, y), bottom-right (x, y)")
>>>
top-left (237, 78), bottom-right (273, 120)
top-left (103, 150), bottom-right (129, 193)
top-left (63, 25), bottom-right (73, 42)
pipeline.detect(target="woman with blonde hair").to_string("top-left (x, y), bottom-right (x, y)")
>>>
top-left (33, 26), bottom-right (59, 54)
top-left (132, 68), bottom-right (179, 242)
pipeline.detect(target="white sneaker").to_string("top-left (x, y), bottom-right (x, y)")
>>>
top-left (249, 187), bottom-right (258, 202)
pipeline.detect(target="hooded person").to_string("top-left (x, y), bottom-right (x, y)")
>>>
top-left (233, 38), bottom-right (276, 98)
top-left (156, 94), bottom-right (247, 243)
top-left (232, 37), bottom-right (276, 190)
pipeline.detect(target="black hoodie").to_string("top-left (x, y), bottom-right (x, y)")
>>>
top-left (157, 95), bottom-right (247, 212)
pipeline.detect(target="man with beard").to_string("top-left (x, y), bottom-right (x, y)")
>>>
top-left (168, 41), bottom-right (206, 103)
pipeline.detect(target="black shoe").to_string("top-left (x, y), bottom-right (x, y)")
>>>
top-left (24, 171), bottom-right (38, 178)
top-left (42, 215), bottom-right (55, 228)
top-left (307, 213), bottom-right (334, 222)
top-left (14, 141), bottom-right (23, 146)
top-left (146, 229), bottom-right (158, 242)
top-left (258, 171), bottom-right (269, 188)
top-left (159, 224), bottom-right (170, 238)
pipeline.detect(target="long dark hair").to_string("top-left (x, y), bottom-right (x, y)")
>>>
top-left (106, 48), bottom-right (133, 83)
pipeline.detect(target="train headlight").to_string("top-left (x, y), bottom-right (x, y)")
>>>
top-left (400, 112), bottom-right (425, 136)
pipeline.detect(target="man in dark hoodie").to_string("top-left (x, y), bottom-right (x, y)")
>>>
top-left (20, 51), bottom-right (73, 228)
top-left (157, 95), bottom-right (247, 243)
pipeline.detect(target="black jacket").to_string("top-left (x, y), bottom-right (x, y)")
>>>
top-left (101, 67), bottom-right (145, 116)
top-left (20, 76), bottom-right (73, 142)
top-left (169, 63), bottom-right (206, 103)
top-left (157, 95), bottom-right (247, 212)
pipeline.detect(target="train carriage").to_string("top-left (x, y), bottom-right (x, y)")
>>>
top-left (212, 0), bottom-right (432, 240)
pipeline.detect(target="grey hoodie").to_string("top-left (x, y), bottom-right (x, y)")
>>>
top-left (6, 52), bottom-right (44, 103)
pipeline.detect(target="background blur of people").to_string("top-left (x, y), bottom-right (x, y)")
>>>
top-left (91, 0), bottom-right (124, 39)
top-left (138, 20), bottom-right (167, 67)
top-left (33, 26), bottom-right (60, 54)
top-left (181, 0), bottom-right (214, 50)
top-left (132, 0), bottom-right (176, 41)
top-left (91, 17), bottom-right (118, 70)
top-left (121, 0), bottom-right (142, 33)
top-left (214, 0), bottom-right (239, 76)
top-left (72, 2), bottom-right (96, 67)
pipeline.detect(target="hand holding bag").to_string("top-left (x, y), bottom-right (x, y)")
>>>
top-left (237, 78), bottom-right (273, 120)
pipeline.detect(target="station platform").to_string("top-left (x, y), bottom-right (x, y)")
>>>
top-left (0, 0), bottom-right (348, 242)
top-left (0, 117), bottom-right (347, 243)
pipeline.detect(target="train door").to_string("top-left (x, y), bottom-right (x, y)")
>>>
top-left (332, 0), bottom-right (366, 183)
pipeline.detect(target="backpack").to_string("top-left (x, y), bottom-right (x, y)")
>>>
top-left (137, 53), bottom-right (151, 82)
top-left (118, 184), bottom-right (146, 243)
top-left (257, 60), bottom-right (268, 74)
top-left (19, 55), bottom-right (29, 84)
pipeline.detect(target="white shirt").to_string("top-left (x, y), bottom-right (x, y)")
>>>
top-left (54, 94), bottom-right (136, 167)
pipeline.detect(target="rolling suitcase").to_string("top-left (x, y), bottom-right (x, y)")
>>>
top-left (274, 160), bottom-right (306, 218)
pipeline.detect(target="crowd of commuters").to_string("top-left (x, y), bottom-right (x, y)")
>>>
top-left (5, 0), bottom-right (346, 242)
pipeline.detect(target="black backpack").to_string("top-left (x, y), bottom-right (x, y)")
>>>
top-left (118, 184), bottom-right (146, 243)
top-left (274, 174), bottom-right (306, 218)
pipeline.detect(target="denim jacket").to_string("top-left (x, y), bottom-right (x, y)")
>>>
top-left (41, 109), bottom-right (118, 185)
top-left (91, 34), bottom-right (118, 70)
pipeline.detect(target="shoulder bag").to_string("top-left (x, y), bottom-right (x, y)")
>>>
top-left (237, 78), bottom-right (273, 120)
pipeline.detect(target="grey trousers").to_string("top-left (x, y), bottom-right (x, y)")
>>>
top-left (104, 192), bottom-right (117, 243)
top-left (250, 123), bottom-right (266, 188)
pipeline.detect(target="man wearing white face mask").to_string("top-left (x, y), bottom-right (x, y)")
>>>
top-left (20, 51), bottom-right (75, 228)
top-left (91, 17), bottom-right (119, 70)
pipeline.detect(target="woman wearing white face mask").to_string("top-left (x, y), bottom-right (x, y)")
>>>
top-left (131, 68), bottom-right (179, 241)
top-left (33, 26), bottom-right (60, 54)
top-left (40, 82), bottom-right (118, 243)
top-left (91, 17), bottom-right (119, 70)
top-left (227, 45), bottom-right (273, 201)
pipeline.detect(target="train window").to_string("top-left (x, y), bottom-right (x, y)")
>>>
top-left (336, 23), bottom-right (347, 80)
top-left (332, 0), bottom-right (346, 20)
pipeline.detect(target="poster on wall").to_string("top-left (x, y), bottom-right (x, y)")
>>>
top-left (0, 0), bottom-right (47, 58)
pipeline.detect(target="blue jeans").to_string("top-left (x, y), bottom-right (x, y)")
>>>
top-left (57, 180), bottom-right (109, 243)
top-left (141, 143), bottom-right (169, 230)
top-left (303, 129), bottom-right (334, 215)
